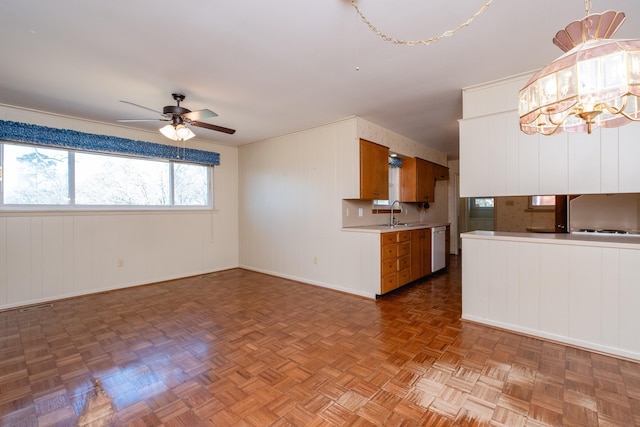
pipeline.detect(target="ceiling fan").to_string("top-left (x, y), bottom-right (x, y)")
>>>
top-left (118, 93), bottom-right (236, 141)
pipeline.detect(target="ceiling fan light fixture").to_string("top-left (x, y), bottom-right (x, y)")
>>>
top-left (519, 4), bottom-right (640, 136)
top-left (175, 124), bottom-right (194, 140)
top-left (159, 123), bottom-right (195, 141)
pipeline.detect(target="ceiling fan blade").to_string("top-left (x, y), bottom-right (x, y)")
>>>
top-left (120, 100), bottom-right (164, 115)
top-left (182, 109), bottom-right (218, 121)
top-left (191, 121), bottom-right (236, 135)
top-left (117, 118), bottom-right (168, 122)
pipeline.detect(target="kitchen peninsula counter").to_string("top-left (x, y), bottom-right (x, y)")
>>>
top-left (461, 230), bottom-right (640, 361)
top-left (464, 230), bottom-right (640, 249)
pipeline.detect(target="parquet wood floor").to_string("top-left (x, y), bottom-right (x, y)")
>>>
top-left (1, 256), bottom-right (640, 426)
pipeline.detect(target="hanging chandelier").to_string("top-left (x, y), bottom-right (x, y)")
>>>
top-left (519, 1), bottom-right (640, 135)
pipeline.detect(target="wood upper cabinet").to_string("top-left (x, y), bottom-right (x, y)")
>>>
top-left (400, 157), bottom-right (434, 203)
top-left (433, 164), bottom-right (449, 181)
top-left (360, 139), bottom-right (389, 200)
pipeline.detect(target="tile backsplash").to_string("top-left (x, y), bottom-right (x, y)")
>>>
top-left (342, 180), bottom-right (448, 227)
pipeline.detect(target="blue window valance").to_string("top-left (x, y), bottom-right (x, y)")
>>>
top-left (0, 119), bottom-right (220, 166)
top-left (389, 156), bottom-right (402, 168)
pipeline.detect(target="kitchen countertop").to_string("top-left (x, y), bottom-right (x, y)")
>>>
top-left (462, 230), bottom-right (640, 249)
top-left (342, 223), bottom-right (450, 234)
top-left (525, 227), bottom-right (557, 233)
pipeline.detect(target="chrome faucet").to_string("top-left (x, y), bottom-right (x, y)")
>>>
top-left (390, 200), bottom-right (402, 226)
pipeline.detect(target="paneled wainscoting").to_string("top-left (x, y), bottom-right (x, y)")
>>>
top-left (1, 256), bottom-right (640, 426)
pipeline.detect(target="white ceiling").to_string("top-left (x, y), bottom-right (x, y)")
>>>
top-left (1, 1), bottom-right (639, 159)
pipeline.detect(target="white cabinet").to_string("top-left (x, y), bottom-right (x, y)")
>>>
top-left (504, 115), bottom-right (520, 195)
top-left (517, 128), bottom-right (539, 196)
top-left (460, 73), bottom-right (640, 197)
top-left (618, 125), bottom-right (640, 193)
top-left (487, 113), bottom-right (508, 196)
top-left (459, 116), bottom-right (490, 197)
top-left (600, 128), bottom-right (619, 193)
top-left (568, 131), bottom-right (600, 194)
top-left (539, 132), bottom-right (568, 194)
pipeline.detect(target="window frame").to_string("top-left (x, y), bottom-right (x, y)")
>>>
top-left (468, 197), bottom-right (494, 219)
top-left (0, 141), bottom-right (214, 211)
top-left (528, 195), bottom-right (555, 211)
top-left (373, 159), bottom-right (401, 210)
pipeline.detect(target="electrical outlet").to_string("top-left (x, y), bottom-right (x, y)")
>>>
top-left (314, 256), bottom-right (318, 265)
top-left (346, 208), bottom-right (350, 217)
top-left (358, 208), bottom-right (363, 217)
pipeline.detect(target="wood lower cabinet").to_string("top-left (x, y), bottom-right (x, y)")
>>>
top-left (380, 230), bottom-right (411, 294)
top-left (379, 226), bottom-right (448, 295)
top-left (410, 228), bottom-right (432, 282)
top-left (360, 139), bottom-right (389, 200)
top-left (445, 224), bottom-right (451, 268)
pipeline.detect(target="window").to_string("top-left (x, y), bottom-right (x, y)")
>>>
top-left (471, 197), bottom-right (494, 208)
top-left (3, 144), bottom-right (69, 205)
top-left (0, 142), bottom-right (212, 208)
top-left (468, 197), bottom-right (494, 219)
top-left (374, 160), bottom-right (401, 208)
top-left (529, 195), bottom-right (555, 210)
top-left (173, 163), bottom-right (210, 206)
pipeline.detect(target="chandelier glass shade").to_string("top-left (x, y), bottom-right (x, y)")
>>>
top-left (519, 10), bottom-right (640, 135)
top-left (159, 123), bottom-right (195, 141)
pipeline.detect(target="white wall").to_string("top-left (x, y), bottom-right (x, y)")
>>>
top-left (1, 106), bottom-right (449, 305)
top-left (238, 117), bottom-right (449, 298)
top-left (238, 118), bottom-right (379, 298)
top-left (356, 117), bottom-right (448, 167)
top-left (0, 105), bottom-right (239, 310)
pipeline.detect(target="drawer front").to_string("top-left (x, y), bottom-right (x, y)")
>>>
top-left (398, 231), bottom-right (411, 242)
top-left (381, 272), bottom-right (397, 293)
top-left (381, 233), bottom-right (397, 245)
top-left (398, 268), bottom-right (411, 286)
top-left (381, 244), bottom-right (397, 260)
top-left (381, 259), bottom-right (396, 276)
top-left (398, 255), bottom-right (410, 271)
top-left (398, 242), bottom-right (410, 257)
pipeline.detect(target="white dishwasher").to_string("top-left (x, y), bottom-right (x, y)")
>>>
top-left (431, 226), bottom-right (447, 272)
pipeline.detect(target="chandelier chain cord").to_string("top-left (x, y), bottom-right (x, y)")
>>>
top-left (350, 0), bottom-right (494, 46)
top-left (585, 0), bottom-right (592, 15)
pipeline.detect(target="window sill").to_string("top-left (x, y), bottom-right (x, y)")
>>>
top-left (0, 208), bottom-right (216, 217)
top-left (372, 208), bottom-right (401, 214)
